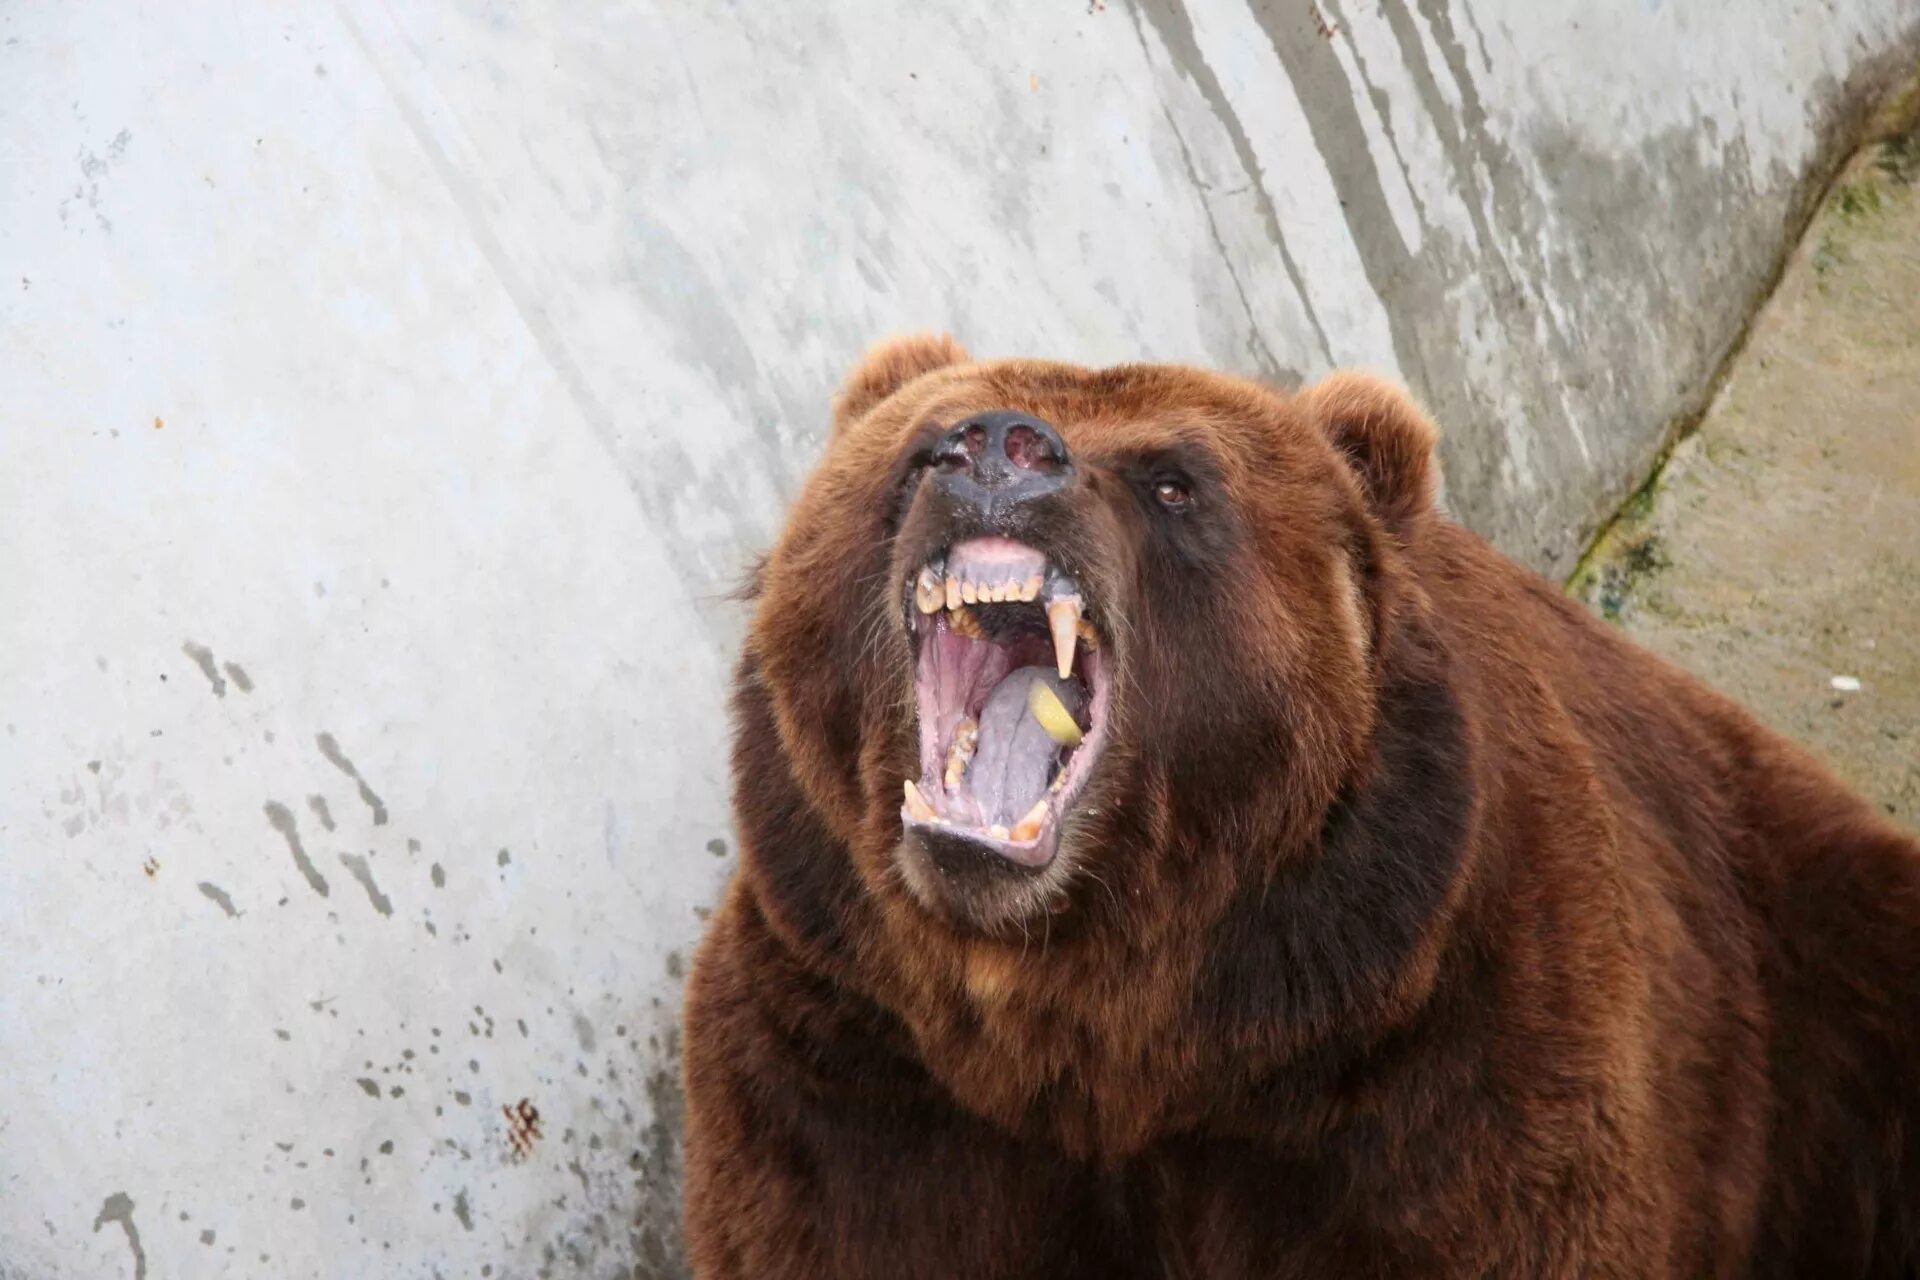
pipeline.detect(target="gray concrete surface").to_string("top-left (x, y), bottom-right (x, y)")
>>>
top-left (1573, 94), bottom-right (1920, 832)
top-left (2, 2), bottom-right (1916, 1276)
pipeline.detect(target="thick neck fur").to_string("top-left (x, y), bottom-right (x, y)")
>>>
top-left (732, 603), bottom-right (1482, 1162)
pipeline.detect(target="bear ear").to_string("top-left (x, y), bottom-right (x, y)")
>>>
top-left (1302, 371), bottom-right (1438, 530)
top-left (831, 333), bottom-right (970, 435)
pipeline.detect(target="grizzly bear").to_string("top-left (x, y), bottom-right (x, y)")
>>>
top-left (681, 336), bottom-right (1920, 1278)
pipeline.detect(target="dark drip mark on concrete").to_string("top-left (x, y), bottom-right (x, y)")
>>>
top-left (356, 1078), bottom-right (381, 1098)
top-left (705, 837), bottom-right (727, 858)
top-left (1329, 5), bottom-right (1430, 230)
top-left (1243, 0), bottom-right (1429, 390)
top-left (199, 1228), bottom-right (215, 1246)
top-left (1134, 0), bottom-right (1333, 370)
top-left (430, 863), bottom-right (445, 888)
top-left (572, 1013), bottom-right (597, 1054)
top-left (264, 802), bottom-right (328, 897)
top-left (307, 795), bottom-right (336, 832)
top-left (222, 662), bottom-right (253, 693)
top-left (181, 642), bottom-right (226, 697)
top-left (197, 882), bottom-right (239, 918)
top-left (496, 848), bottom-right (511, 867)
top-left (316, 733), bottom-right (387, 825)
top-left (339, 853), bottom-right (393, 916)
top-left (452, 1189), bottom-right (473, 1231)
top-left (91, 1192), bottom-right (147, 1280)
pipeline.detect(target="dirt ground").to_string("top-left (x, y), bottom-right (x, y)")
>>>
top-left (1570, 99), bottom-right (1920, 832)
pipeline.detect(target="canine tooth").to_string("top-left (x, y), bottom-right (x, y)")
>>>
top-left (961, 581), bottom-right (978, 604)
top-left (915, 567), bottom-right (944, 614)
top-left (1009, 799), bottom-right (1048, 842)
top-left (988, 824), bottom-right (1010, 840)
top-left (1047, 595), bottom-right (1082, 679)
top-left (903, 779), bottom-right (936, 821)
top-left (1021, 575), bottom-right (1042, 601)
top-left (943, 719), bottom-right (979, 789)
top-left (945, 577), bottom-right (962, 611)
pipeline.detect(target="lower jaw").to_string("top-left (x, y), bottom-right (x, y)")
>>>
top-left (899, 808), bottom-right (1063, 869)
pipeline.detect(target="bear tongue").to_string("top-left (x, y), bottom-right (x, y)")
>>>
top-left (967, 665), bottom-right (1078, 828)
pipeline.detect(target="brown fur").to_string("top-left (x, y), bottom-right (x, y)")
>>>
top-left (682, 340), bottom-right (1920, 1278)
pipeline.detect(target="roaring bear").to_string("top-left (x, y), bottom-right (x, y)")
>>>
top-left (680, 336), bottom-right (1920, 1277)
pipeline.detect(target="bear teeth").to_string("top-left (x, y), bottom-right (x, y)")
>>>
top-left (903, 779), bottom-right (936, 822)
top-left (1008, 798), bottom-right (1048, 842)
top-left (1047, 595), bottom-right (1082, 679)
top-left (943, 719), bottom-right (979, 788)
top-left (912, 563), bottom-right (1082, 623)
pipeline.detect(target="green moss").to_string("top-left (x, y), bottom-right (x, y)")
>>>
top-left (1836, 180), bottom-right (1883, 220)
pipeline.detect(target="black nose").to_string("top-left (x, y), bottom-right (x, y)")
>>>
top-left (929, 411), bottom-right (1071, 510)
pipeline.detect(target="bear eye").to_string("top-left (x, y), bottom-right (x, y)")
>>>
top-left (1152, 477), bottom-right (1191, 510)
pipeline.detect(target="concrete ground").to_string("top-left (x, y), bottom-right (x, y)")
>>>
top-left (1571, 94), bottom-right (1920, 832)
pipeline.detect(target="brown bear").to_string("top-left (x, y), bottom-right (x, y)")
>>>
top-left (680, 336), bottom-right (1920, 1278)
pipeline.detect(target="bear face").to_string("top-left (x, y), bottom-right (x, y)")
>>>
top-left (748, 337), bottom-right (1429, 937)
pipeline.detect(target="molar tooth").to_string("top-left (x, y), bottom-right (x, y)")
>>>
top-left (943, 720), bottom-right (979, 789)
top-left (1009, 799), bottom-right (1048, 843)
top-left (949, 606), bottom-right (984, 639)
top-left (945, 577), bottom-right (962, 611)
top-left (988, 824), bottom-right (1010, 840)
top-left (915, 567), bottom-right (944, 614)
top-left (903, 780), bottom-right (936, 822)
top-left (1047, 595), bottom-right (1083, 679)
top-left (1076, 619), bottom-right (1099, 649)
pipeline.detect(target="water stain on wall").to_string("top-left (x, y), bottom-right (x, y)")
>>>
top-left (264, 802), bottom-right (328, 897)
top-left (180, 642), bottom-right (226, 697)
top-left (196, 882), bottom-right (239, 918)
top-left (90, 1192), bottom-right (145, 1280)
top-left (316, 733), bottom-right (388, 825)
top-left (338, 852), bottom-right (393, 916)
top-left (307, 795), bottom-right (337, 832)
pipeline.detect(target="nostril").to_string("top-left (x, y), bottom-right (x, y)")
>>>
top-left (1004, 423), bottom-right (1064, 473)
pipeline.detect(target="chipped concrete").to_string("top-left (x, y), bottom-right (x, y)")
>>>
top-left (1574, 95), bottom-right (1920, 831)
top-left (1, 2), bottom-right (1916, 1276)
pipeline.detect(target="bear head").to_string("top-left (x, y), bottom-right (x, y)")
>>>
top-left (743, 336), bottom-right (1443, 938)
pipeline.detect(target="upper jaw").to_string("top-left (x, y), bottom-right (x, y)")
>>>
top-left (896, 535), bottom-right (1111, 870)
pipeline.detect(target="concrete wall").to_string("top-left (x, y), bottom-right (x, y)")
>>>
top-left (2, 1), bottom-right (1913, 1275)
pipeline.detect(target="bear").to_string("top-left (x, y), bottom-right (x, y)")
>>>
top-left (680, 335), bottom-right (1920, 1278)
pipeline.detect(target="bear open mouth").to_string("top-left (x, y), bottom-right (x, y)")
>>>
top-left (901, 536), bottom-right (1111, 868)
